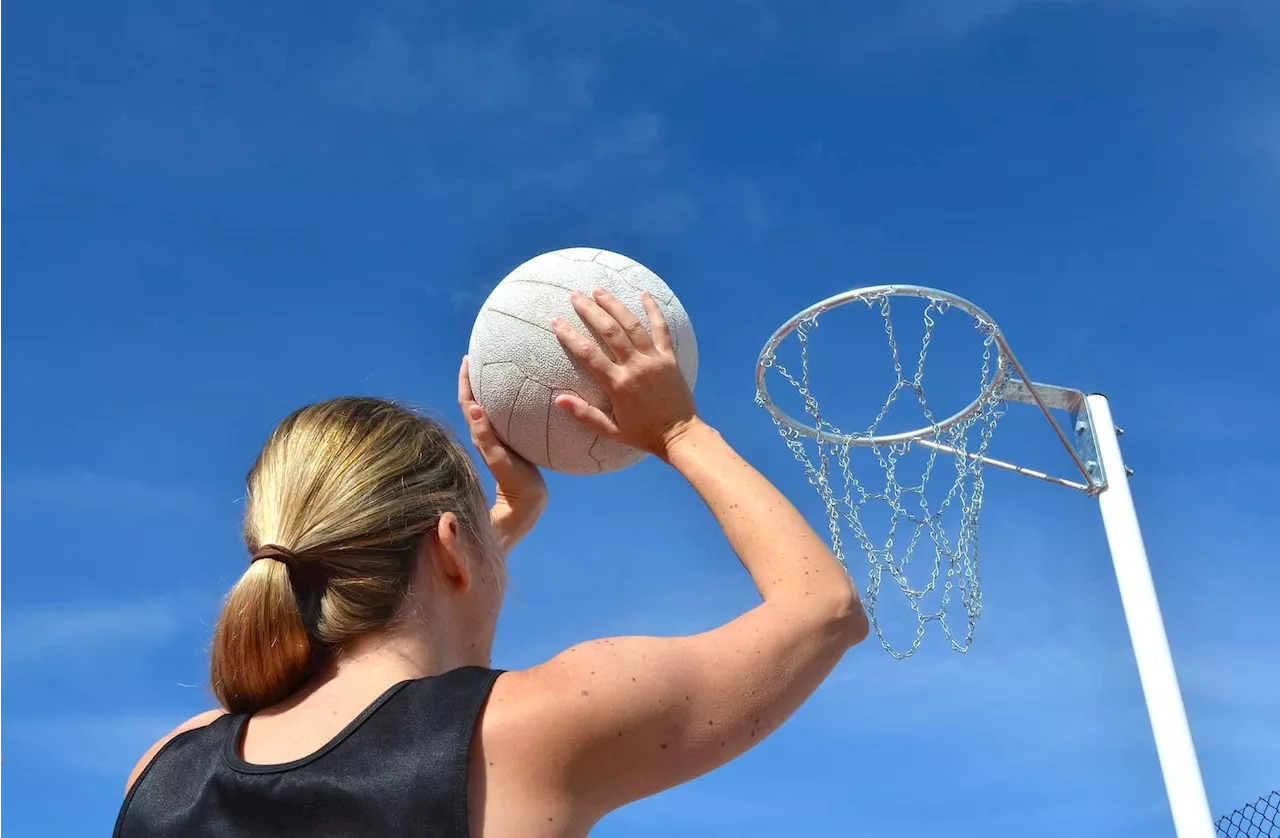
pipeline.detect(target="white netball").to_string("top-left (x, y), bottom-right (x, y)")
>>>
top-left (467, 247), bottom-right (698, 475)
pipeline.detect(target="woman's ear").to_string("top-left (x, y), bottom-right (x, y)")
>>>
top-left (430, 512), bottom-right (472, 594)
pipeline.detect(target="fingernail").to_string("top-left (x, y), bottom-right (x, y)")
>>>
top-left (570, 290), bottom-right (583, 300)
top-left (592, 287), bottom-right (606, 296)
top-left (550, 316), bottom-right (563, 327)
top-left (469, 405), bottom-right (484, 419)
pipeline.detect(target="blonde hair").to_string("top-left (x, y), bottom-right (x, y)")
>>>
top-left (210, 397), bottom-right (494, 713)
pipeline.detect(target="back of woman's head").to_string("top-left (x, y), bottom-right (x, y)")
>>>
top-left (210, 397), bottom-right (494, 713)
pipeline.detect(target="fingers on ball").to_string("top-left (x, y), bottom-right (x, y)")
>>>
top-left (553, 317), bottom-right (616, 379)
top-left (555, 394), bottom-right (619, 438)
top-left (570, 291), bottom-right (632, 359)
top-left (639, 293), bottom-right (672, 351)
top-left (458, 356), bottom-right (477, 403)
top-left (591, 288), bottom-right (653, 351)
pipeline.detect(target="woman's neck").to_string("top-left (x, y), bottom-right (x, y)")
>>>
top-left (331, 624), bottom-right (478, 684)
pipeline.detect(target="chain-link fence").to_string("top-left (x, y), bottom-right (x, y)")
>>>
top-left (1218, 791), bottom-right (1280, 837)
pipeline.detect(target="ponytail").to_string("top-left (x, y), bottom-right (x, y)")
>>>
top-left (210, 556), bottom-right (314, 713)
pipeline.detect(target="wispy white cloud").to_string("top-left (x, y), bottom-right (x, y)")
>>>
top-left (876, 0), bottom-right (1105, 48)
top-left (3, 471), bottom-right (217, 515)
top-left (6, 715), bottom-right (180, 775)
top-left (539, 0), bottom-right (1077, 65)
top-left (316, 17), bottom-right (705, 242)
top-left (4, 598), bottom-right (201, 664)
top-left (881, 0), bottom-right (1078, 43)
top-left (550, 0), bottom-right (1221, 71)
top-left (507, 112), bottom-right (671, 193)
top-left (319, 18), bottom-right (594, 121)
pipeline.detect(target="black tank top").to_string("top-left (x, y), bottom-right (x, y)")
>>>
top-left (114, 666), bottom-right (503, 838)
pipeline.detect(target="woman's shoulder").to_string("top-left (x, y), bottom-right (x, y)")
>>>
top-left (125, 709), bottom-right (228, 795)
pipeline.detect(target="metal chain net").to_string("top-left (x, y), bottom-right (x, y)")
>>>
top-left (757, 294), bottom-right (1008, 658)
top-left (1218, 792), bottom-right (1280, 838)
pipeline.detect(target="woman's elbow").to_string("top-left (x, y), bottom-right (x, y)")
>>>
top-left (823, 591), bottom-right (870, 648)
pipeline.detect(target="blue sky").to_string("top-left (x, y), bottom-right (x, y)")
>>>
top-left (4, 1), bottom-right (1278, 835)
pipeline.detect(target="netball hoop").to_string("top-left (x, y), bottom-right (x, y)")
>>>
top-left (755, 284), bottom-right (1214, 838)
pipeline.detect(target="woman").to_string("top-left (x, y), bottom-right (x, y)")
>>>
top-left (115, 288), bottom-right (869, 837)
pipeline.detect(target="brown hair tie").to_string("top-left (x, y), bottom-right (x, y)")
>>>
top-left (251, 544), bottom-right (329, 592)
top-left (251, 544), bottom-right (299, 567)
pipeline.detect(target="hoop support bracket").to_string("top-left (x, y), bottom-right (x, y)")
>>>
top-left (911, 380), bottom-right (1107, 495)
top-left (1004, 378), bottom-right (1107, 495)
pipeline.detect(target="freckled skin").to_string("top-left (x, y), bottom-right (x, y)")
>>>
top-left (466, 414), bottom-right (867, 834)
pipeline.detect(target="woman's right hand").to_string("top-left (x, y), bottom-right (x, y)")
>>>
top-left (480, 285), bottom-right (865, 832)
top-left (550, 288), bottom-right (698, 461)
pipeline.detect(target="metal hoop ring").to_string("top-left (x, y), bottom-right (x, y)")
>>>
top-left (755, 284), bottom-right (1013, 446)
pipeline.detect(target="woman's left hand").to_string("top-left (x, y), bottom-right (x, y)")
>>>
top-left (459, 356), bottom-right (548, 552)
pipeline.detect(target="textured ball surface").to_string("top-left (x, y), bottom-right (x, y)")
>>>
top-left (467, 247), bottom-right (698, 475)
